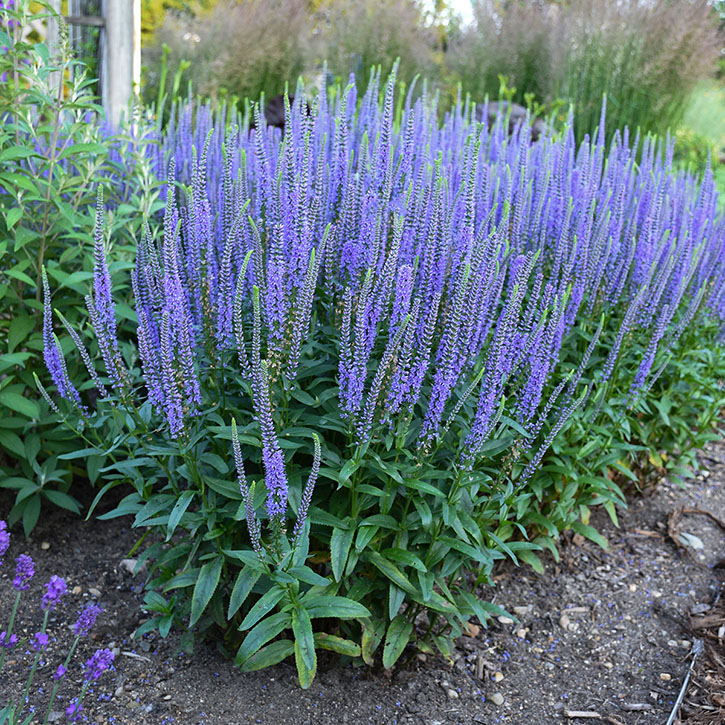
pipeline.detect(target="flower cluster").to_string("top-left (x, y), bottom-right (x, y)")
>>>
top-left (46, 72), bottom-right (725, 524)
top-left (41, 574), bottom-right (67, 611)
top-left (0, 519), bottom-right (113, 722)
top-left (13, 553), bottom-right (34, 591)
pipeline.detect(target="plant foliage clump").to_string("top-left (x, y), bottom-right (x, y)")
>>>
top-left (43, 71), bottom-right (725, 686)
top-left (0, 1), bottom-right (159, 534)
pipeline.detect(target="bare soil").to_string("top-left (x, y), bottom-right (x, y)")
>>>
top-left (1, 443), bottom-right (724, 725)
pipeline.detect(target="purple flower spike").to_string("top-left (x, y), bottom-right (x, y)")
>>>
top-left (31, 631), bottom-right (49, 651)
top-left (0, 631), bottom-right (18, 648)
top-left (54, 664), bottom-right (67, 681)
top-left (0, 520), bottom-right (9, 565)
top-left (66, 702), bottom-right (84, 722)
top-left (13, 554), bottom-right (34, 591)
top-left (72, 604), bottom-right (102, 637)
top-left (83, 647), bottom-right (115, 682)
top-left (41, 575), bottom-right (67, 611)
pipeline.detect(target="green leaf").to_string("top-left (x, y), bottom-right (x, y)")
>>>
top-left (235, 611), bottom-right (291, 666)
top-left (222, 549), bottom-right (266, 568)
top-left (0, 391), bottom-right (38, 419)
top-left (401, 478), bottom-right (444, 497)
top-left (308, 507), bottom-right (349, 529)
top-left (570, 521), bottom-right (609, 549)
top-left (239, 639), bottom-right (294, 672)
top-left (162, 570), bottom-right (200, 592)
top-left (0, 429), bottom-right (25, 458)
top-left (382, 548), bottom-right (427, 572)
top-left (166, 490), bottom-right (195, 539)
top-left (5, 206), bottom-right (21, 229)
top-left (388, 583), bottom-right (406, 620)
top-left (22, 494), bottom-right (41, 536)
top-left (189, 556), bottom-right (223, 627)
top-left (292, 605), bottom-right (316, 671)
top-left (5, 267), bottom-right (35, 287)
top-left (366, 551), bottom-right (416, 594)
top-left (360, 514), bottom-right (399, 529)
top-left (313, 632), bottom-right (361, 657)
top-left (300, 595), bottom-right (371, 620)
top-left (360, 617), bottom-right (378, 665)
top-left (227, 566), bottom-right (262, 619)
top-left (57, 142), bottom-right (108, 160)
top-left (0, 146), bottom-right (39, 162)
top-left (42, 490), bottom-right (81, 513)
top-left (518, 550), bottom-right (545, 573)
top-left (239, 586), bottom-right (286, 631)
top-left (294, 639), bottom-right (317, 689)
top-left (330, 526), bottom-right (354, 582)
top-left (382, 615), bottom-right (413, 669)
top-left (287, 565), bottom-right (330, 588)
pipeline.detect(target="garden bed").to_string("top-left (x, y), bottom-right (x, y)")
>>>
top-left (2, 442), bottom-right (723, 725)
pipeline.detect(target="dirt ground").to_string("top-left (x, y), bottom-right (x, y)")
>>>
top-left (1, 441), bottom-right (724, 725)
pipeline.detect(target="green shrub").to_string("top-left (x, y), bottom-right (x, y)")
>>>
top-left (0, 2), bottom-right (159, 534)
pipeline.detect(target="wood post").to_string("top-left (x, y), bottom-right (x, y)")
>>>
top-left (45, 0), bottom-right (63, 96)
top-left (101, 0), bottom-right (141, 126)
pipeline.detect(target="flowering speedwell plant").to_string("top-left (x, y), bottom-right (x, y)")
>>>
top-left (41, 69), bottom-right (725, 685)
top-left (0, 521), bottom-right (114, 723)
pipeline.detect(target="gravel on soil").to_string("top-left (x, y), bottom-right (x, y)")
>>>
top-left (1, 442), bottom-right (724, 725)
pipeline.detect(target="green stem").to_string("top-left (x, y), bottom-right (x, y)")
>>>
top-left (0, 590), bottom-right (22, 672)
top-left (42, 634), bottom-right (81, 725)
top-left (15, 610), bottom-right (50, 721)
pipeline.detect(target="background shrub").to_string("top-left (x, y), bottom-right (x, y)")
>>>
top-left (311, 0), bottom-right (437, 88)
top-left (446, 0), bottom-right (720, 143)
top-left (143, 0), bottom-right (311, 107)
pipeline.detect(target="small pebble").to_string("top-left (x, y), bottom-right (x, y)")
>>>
top-left (497, 616), bottom-right (514, 625)
top-left (490, 693), bottom-right (505, 706)
top-left (493, 671), bottom-right (504, 682)
top-left (41, 541), bottom-right (50, 550)
top-left (446, 689), bottom-right (459, 700)
top-left (88, 587), bottom-right (101, 598)
top-left (660, 673), bottom-right (672, 681)
top-left (667, 640), bottom-right (678, 648)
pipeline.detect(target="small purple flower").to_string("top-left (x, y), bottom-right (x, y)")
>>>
top-left (0, 520), bottom-right (9, 564)
top-left (53, 664), bottom-right (66, 681)
top-left (13, 554), bottom-right (34, 591)
top-left (31, 631), bottom-right (49, 651)
top-left (41, 575), bottom-right (67, 611)
top-left (0, 631), bottom-right (18, 648)
top-left (83, 647), bottom-right (115, 682)
top-left (65, 702), bottom-right (83, 722)
top-left (72, 604), bottom-right (102, 637)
